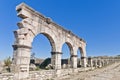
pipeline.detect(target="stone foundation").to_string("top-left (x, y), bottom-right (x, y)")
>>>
top-left (0, 73), bottom-right (14, 80)
top-left (29, 70), bottom-right (55, 80)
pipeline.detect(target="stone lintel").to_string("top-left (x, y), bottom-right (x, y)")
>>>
top-left (51, 52), bottom-right (62, 55)
top-left (12, 44), bottom-right (32, 50)
top-left (71, 55), bottom-right (78, 57)
top-left (81, 57), bottom-right (86, 59)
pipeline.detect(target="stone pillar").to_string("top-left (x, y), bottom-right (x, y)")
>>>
top-left (106, 59), bottom-right (109, 65)
top-left (80, 46), bottom-right (87, 68)
top-left (103, 60), bottom-right (106, 66)
top-left (12, 44), bottom-right (31, 80)
top-left (98, 59), bottom-right (102, 68)
top-left (51, 52), bottom-right (62, 70)
top-left (71, 55), bottom-right (77, 69)
top-left (104, 60), bottom-right (108, 66)
top-left (94, 59), bottom-right (98, 68)
top-left (51, 52), bottom-right (62, 77)
top-left (88, 57), bottom-right (93, 67)
top-left (0, 62), bottom-right (3, 73)
top-left (81, 57), bottom-right (87, 67)
top-left (101, 60), bottom-right (104, 67)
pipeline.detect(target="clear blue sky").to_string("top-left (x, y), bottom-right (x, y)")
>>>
top-left (0, 0), bottom-right (120, 60)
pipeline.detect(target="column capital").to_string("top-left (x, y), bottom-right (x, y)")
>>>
top-left (88, 57), bottom-right (92, 60)
top-left (51, 52), bottom-right (62, 55)
top-left (12, 44), bottom-right (32, 50)
top-left (71, 55), bottom-right (77, 57)
top-left (81, 57), bottom-right (86, 59)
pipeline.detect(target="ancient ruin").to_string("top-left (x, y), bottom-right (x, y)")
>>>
top-left (12, 3), bottom-right (87, 79)
top-left (0, 3), bottom-right (118, 80)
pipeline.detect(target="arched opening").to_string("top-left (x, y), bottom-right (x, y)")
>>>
top-left (30, 33), bottom-right (55, 70)
top-left (61, 42), bottom-right (73, 69)
top-left (77, 48), bottom-right (81, 68)
top-left (77, 47), bottom-right (84, 68)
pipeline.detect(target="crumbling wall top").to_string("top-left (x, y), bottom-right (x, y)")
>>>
top-left (16, 3), bottom-right (86, 43)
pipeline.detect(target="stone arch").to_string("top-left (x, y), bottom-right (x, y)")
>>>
top-left (32, 32), bottom-right (56, 52)
top-left (77, 47), bottom-right (84, 67)
top-left (13, 22), bottom-right (57, 80)
top-left (61, 42), bottom-right (74, 55)
top-left (77, 46), bottom-right (87, 67)
top-left (30, 32), bottom-right (57, 70)
top-left (13, 3), bottom-right (87, 79)
top-left (78, 47), bottom-right (84, 57)
top-left (61, 42), bottom-right (74, 68)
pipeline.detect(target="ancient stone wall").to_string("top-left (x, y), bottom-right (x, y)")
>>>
top-left (1, 57), bottom-right (120, 80)
top-left (13, 3), bottom-right (87, 79)
top-left (0, 73), bottom-right (14, 80)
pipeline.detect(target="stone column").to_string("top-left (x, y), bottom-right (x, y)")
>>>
top-left (94, 59), bottom-right (98, 68)
top-left (12, 44), bottom-right (31, 80)
top-left (71, 55), bottom-right (77, 69)
top-left (81, 46), bottom-right (87, 68)
top-left (88, 57), bottom-right (93, 67)
top-left (51, 52), bottom-right (62, 77)
top-left (106, 59), bottom-right (109, 65)
top-left (81, 57), bottom-right (87, 67)
top-left (98, 59), bottom-right (102, 68)
top-left (0, 62), bottom-right (3, 73)
top-left (103, 60), bottom-right (106, 66)
top-left (101, 60), bottom-right (104, 67)
top-left (51, 52), bottom-right (62, 70)
top-left (104, 60), bottom-right (108, 66)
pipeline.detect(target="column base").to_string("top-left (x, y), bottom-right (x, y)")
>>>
top-left (72, 68), bottom-right (78, 73)
top-left (55, 69), bottom-right (61, 77)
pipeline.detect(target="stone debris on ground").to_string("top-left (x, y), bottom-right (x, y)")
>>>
top-left (55, 62), bottom-right (120, 80)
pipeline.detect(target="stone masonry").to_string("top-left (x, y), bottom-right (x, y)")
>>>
top-left (12, 3), bottom-right (87, 80)
top-left (0, 57), bottom-right (120, 80)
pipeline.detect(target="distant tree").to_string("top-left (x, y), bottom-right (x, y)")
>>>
top-left (4, 57), bottom-right (12, 72)
top-left (40, 58), bottom-right (51, 69)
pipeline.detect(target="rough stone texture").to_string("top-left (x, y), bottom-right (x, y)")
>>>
top-left (0, 73), bottom-right (14, 80)
top-left (55, 61), bottom-right (120, 80)
top-left (12, 3), bottom-right (120, 80)
top-left (0, 66), bottom-right (3, 73)
top-left (9, 3), bottom-right (120, 80)
top-left (0, 61), bottom-right (4, 72)
top-left (13, 3), bottom-right (87, 79)
top-left (29, 70), bottom-right (56, 80)
top-left (88, 57), bottom-right (93, 67)
top-left (0, 58), bottom-right (120, 80)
